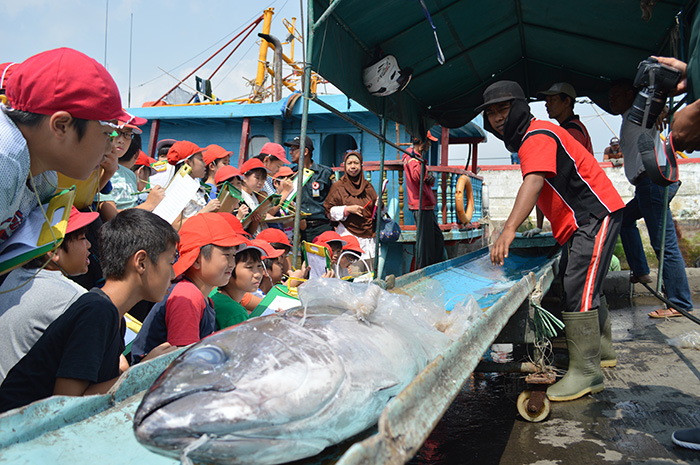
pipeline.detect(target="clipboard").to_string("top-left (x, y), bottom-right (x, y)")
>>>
top-left (151, 165), bottom-right (201, 224)
top-left (249, 284), bottom-right (301, 318)
top-left (0, 188), bottom-right (76, 275)
top-left (242, 193), bottom-right (281, 228)
top-left (301, 240), bottom-right (332, 279)
top-left (123, 312), bottom-right (143, 356)
top-left (282, 168), bottom-right (314, 209)
top-left (217, 182), bottom-right (244, 214)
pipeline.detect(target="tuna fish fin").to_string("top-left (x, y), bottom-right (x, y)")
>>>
top-left (180, 434), bottom-right (211, 465)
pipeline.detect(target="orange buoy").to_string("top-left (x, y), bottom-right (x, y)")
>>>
top-left (455, 174), bottom-right (474, 225)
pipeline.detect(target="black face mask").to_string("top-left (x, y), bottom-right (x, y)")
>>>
top-left (483, 99), bottom-right (534, 153)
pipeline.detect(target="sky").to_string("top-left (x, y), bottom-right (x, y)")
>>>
top-left (1, 0), bottom-right (693, 165)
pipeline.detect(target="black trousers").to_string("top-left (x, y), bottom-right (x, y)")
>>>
top-left (412, 210), bottom-right (445, 269)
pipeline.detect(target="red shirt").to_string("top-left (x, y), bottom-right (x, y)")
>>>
top-left (164, 279), bottom-right (210, 346)
top-left (561, 115), bottom-right (594, 154)
top-left (402, 148), bottom-right (436, 210)
top-left (519, 120), bottom-right (624, 244)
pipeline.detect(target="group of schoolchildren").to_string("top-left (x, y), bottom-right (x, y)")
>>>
top-left (0, 47), bottom-right (368, 413)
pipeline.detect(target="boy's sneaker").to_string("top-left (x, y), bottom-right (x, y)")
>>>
top-left (672, 427), bottom-right (700, 450)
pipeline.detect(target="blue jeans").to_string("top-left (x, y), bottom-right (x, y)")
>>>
top-left (620, 177), bottom-right (692, 311)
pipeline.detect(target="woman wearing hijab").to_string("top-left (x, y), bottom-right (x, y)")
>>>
top-left (324, 150), bottom-right (378, 269)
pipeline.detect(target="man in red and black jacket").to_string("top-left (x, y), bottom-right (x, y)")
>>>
top-left (480, 81), bottom-right (624, 403)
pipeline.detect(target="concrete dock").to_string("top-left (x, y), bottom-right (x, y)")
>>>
top-left (409, 277), bottom-right (700, 465)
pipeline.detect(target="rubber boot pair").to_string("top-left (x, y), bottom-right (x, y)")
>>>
top-left (554, 296), bottom-right (617, 369)
top-left (547, 309), bottom-right (605, 402)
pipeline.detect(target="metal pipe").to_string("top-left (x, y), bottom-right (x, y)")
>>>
top-left (374, 110), bottom-right (387, 274)
top-left (657, 185), bottom-right (669, 293)
top-left (259, 32), bottom-right (285, 144)
top-left (253, 8), bottom-right (275, 102)
top-left (312, 0), bottom-right (344, 32)
top-left (309, 95), bottom-right (421, 161)
top-left (291, 0), bottom-right (314, 262)
top-left (258, 33), bottom-right (284, 101)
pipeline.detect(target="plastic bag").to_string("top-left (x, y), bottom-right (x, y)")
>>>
top-left (668, 331), bottom-right (700, 350)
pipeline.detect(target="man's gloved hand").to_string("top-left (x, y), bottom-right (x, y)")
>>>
top-left (521, 227), bottom-right (542, 238)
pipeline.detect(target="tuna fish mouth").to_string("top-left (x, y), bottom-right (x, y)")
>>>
top-left (134, 385), bottom-right (234, 428)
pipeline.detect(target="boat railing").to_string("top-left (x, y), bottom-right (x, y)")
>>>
top-left (333, 161), bottom-right (483, 231)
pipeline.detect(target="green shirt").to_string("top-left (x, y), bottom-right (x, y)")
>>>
top-left (211, 291), bottom-right (249, 330)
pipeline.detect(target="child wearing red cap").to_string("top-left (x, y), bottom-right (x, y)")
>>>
top-left (0, 207), bottom-right (98, 383)
top-left (0, 48), bottom-right (129, 244)
top-left (214, 165), bottom-right (249, 222)
top-left (201, 144), bottom-right (232, 200)
top-left (211, 241), bottom-right (269, 330)
top-left (132, 150), bottom-right (157, 194)
top-left (0, 209), bottom-right (179, 413)
top-left (167, 141), bottom-right (221, 227)
top-left (313, 230), bottom-right (348, 265)
top-left (239, 158), bottom-right (269, 235)
top-left (130, 213), bottom-right (245, 362)
top-left (98, 127), bottom-right (164, 219)
top-left (254, 142), bottom-right (290, 195)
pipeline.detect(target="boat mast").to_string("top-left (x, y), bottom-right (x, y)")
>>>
top-left (252, 8), bottom-right (275, 103)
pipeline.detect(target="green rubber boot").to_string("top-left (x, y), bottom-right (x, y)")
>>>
top-left (548, 309), bottom-right (604, 402)
top-left (598, 295), bottom-right (617, 368)
top-left (554, 296), bottom-right (617, 369)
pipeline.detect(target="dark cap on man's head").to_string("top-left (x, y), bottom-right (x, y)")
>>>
top-left (476, 81), bottom-right (527, 112)
top-left (610, 137), bottom-right (620, 145)
top-left (284, 135), bottom-right (314, 151)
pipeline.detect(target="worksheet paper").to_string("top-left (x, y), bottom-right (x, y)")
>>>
top-left (151, 172), bottom-right (201, 224)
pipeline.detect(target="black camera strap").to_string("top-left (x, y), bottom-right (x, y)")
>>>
top-left (637, 132), bottom-right (679, 186)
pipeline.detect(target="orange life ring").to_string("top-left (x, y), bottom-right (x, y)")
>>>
top-left (455, 175), bottom-right (474, 225)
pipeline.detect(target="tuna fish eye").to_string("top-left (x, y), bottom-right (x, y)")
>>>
top-left (185, 346), bottom-right (228, 365)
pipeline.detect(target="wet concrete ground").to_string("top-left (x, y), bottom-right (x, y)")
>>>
top-left (409, 295), bottom-right (700, 465)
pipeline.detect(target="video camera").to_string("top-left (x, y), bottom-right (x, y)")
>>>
top-left (627, 57), bottom-right (681, 128)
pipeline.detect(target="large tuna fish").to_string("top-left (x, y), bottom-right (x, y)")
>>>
top-left (133, 280), bottom-right (477, 464)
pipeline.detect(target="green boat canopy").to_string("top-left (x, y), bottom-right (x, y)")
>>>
top-left (310, 0), bottom-right (696, 138)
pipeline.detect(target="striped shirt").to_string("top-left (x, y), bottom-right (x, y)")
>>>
top-left (519, 120), bottom-right (624, 244)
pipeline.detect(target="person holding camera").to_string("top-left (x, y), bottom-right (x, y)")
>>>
top-left (651, 48), bottom-right (700, 450)
top-left (608, 60), bottom-right (693, 319)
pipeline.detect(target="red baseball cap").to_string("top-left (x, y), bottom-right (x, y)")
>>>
top-left (341, 235), bottom-right (364, 255)
top-left (65, 206), bottom-right (98, 234)
top-left (272, 166), bottom-right (295, 179)
top-left (239, 158), bottom-right (268, 175)
top-left (0, 62), bottom-right (17, 91)
top-left (259, 142), bottom-right (290, 164)
top-left (203, 144), bottom-right (233, 166)
top-left (134, 150), bottom-right (157, 175)
top-left (214, 165), bottom-right (244, 185)
top-left (167, 140), bottom-right (202, 166)
top-left (6, 48), bottom-right (129, 123)
top-left (256, 228), bottom-right (291, 248)
top-left (217, 212), bottom-right (251, 238)
top-left (119, 110), bottom-right (147, 126)
top-left (118, 122), bottom-right (142, 135)
top-left (313, 231), bottom-right (348, 246)
top-left (247, 239), bottom-right (284, 260)
top-left (174, 213), bottom-right (246, 277)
